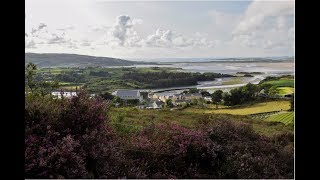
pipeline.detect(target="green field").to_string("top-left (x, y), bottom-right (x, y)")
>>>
top-left (221, 77), bottom-right (244, 85)
top-left (60, 85), bottom-right (83, 91)
top-left (265, 112), bottom-right (294, 125)
top-left (182, 100), bottom-right (290, 115)
top-left (109, 101), bottom-right (293, 137)
top-left (262, 78), bottom-right (294, 88)
top-left (277, 87), bottom-right (294, 96)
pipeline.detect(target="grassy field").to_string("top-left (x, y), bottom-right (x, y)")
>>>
top-left (108, 102), bottom-right (293, 137)
top-left (265, 112), bottom-right (294, 125)
top-left (221, 77), bottom-right (244, 85)
top-left (109, 100), bottom-right (293, 137)
top-left (262, 78), bottom-right (294, 88)
top-left (60, 85), bottom-right (83, 91)
top-left (182, 100), bottom-right (290, 115)
top-left (277, 87), bottom-right (294, 96)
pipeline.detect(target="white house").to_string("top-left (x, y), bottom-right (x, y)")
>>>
top-left (150, 100), bottom-right (164, 109)
top-left (114, 90), bottom-right (143, 101)
top-left (51, 91), bottom-right (77, 99)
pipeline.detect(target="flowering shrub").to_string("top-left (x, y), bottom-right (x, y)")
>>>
top-left (25, 91), bottom-right (123, 178)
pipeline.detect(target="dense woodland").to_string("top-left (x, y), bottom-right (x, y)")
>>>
top-left (33, 66), bottom-right (234, 93)
top-left (122, 71), bottom-right (233, 88)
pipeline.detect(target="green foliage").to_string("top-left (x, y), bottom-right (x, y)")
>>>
top-left (200, 90), bottom-right (211, 97)
top-left (289, 94), bottom-right (294, 111)
top-left (188, 88), bottom-right (200, 94)
top-left (166, 99), bottom-right (174, 108)
top-left (99, 92), bottom-right (114, 100)
top-left (25, 62), bottom-right (37, 92)
top-left (25, 63), bottom-right (60, 96)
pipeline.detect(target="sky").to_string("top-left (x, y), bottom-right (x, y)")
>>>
top-left (25, 0), bottom-right (295, 59)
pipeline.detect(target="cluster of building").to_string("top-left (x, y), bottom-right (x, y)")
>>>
top-left (113, 89), bottom-right (211, 109)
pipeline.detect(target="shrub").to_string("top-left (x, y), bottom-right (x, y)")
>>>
top-left (25, 91), bottom-right (123, 178)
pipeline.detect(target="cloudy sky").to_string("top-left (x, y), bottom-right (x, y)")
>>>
top-left (25, 0), bottom-right (294, 59)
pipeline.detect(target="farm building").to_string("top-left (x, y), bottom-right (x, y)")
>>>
top-left (114, 90), bottom-right (143, 101)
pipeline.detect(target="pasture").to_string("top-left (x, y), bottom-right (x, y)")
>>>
top-left (182, 100), bottom-right (291, 115)
top-left (262, 78), bottom-right (294, 88)
top-left (277, 87), bottom-right (294, 96)
top-left (265, 112), bottom-right (294, 125)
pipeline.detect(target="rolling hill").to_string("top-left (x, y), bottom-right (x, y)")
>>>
top-left (25, 53), bottom-right (155, 68)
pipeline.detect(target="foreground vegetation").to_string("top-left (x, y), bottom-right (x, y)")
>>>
top-left (26, 92), bottom-right (293, 179)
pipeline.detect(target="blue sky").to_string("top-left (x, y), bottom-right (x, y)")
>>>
top-left (25, 0), bottom-right (294, 58)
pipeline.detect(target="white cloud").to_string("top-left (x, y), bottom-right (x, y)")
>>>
top-left (230, 0), bottom-right (294, 51)
top-left (106, 15), bottom-right (142, 47)
top-left (233, 0), bottom-right (294, 35)
top-left (142, 28), bottom-right (215, 48)
top-left (25, 39), bottom-right (36, 49)
top-left (132, 18), bottom-right (143, 25)
top-left (104, 15), bottom-right (215, 49)
top-left (26, 23), bottom-right (79, 49)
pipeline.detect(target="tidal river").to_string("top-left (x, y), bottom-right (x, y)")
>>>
top-left (134, 61), bottom-right (294, 93)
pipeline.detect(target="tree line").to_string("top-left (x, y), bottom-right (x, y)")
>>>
top-left (122, 71), bottom-right (233, 88)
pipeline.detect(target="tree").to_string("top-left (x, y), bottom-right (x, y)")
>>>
top-left (268, 86), bottom-right (278, 96)
top-left (241, 83), bottom-right (257, 101)
top-left (25, 62), bottom-right (59, 96)
top-left (289, 94), bottom-right (294, 111)
top-left (200, 90), bottom-right (211, 97)
top-left (166, 99), bottom-right (174, 108)
top-left (211, 90), bottom-right (223, 108)
top-left (25, 62), bottom-right (37, 92)
top-left (100, 92), bottom-right (114, 100)
top-left (188, 88), bottom-right (200, 94)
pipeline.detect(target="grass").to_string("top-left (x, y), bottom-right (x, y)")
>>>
top-left (59, 82), bottom-right (72, 85)
top-left (262, 78), bottom-right (294, 88)
top-left (60, 85), bottom-right (83, 91)
top-left (277, 87), bottom-right (294, 96)
top-left (182, 100), bottom-right (291, 115)
top-left (221, 77), bottom-right (244, 85)
top-left (108, 104), bottom-right (293, 137)
top-left (109, 101), bottom-right (293, 136)
top-left (265, 112), bottom-right (294, 125)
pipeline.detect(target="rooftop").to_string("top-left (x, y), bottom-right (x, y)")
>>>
top-left (116, 90), bottom-right (140, 97)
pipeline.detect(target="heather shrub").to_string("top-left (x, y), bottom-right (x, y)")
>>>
top-left (207, 120), bottom-right (294, 179)
top-left (121, 120), bottom-right (293, 179)
top-left (25, 92), bottom-right (293, 179)
top-left (25, 91), bottom-right (123, 178)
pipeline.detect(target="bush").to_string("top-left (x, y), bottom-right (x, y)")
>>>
top-left (25, 91), bottom-right (124, 178)
top-left (119, 120), bottom-right (293, 179)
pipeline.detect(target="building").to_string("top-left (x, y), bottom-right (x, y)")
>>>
top-left (150, 100), bottom-right (165, 109)
top-left (114, 90), bottom-right (143, 101)
top-left (182, 93), bottom-right (203, 100)
top-left (51, 91), bottom-right (77, 99)
top-left (152, 92), bottom-right (182, 102)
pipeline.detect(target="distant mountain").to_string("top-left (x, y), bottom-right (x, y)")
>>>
top-left (25, 53), bottom-right (155, 68)
top-left (129, 56), bottom-right (294, 63)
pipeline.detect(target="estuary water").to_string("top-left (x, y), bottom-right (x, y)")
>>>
top-left (131, 61), bottom-right (294, 92)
